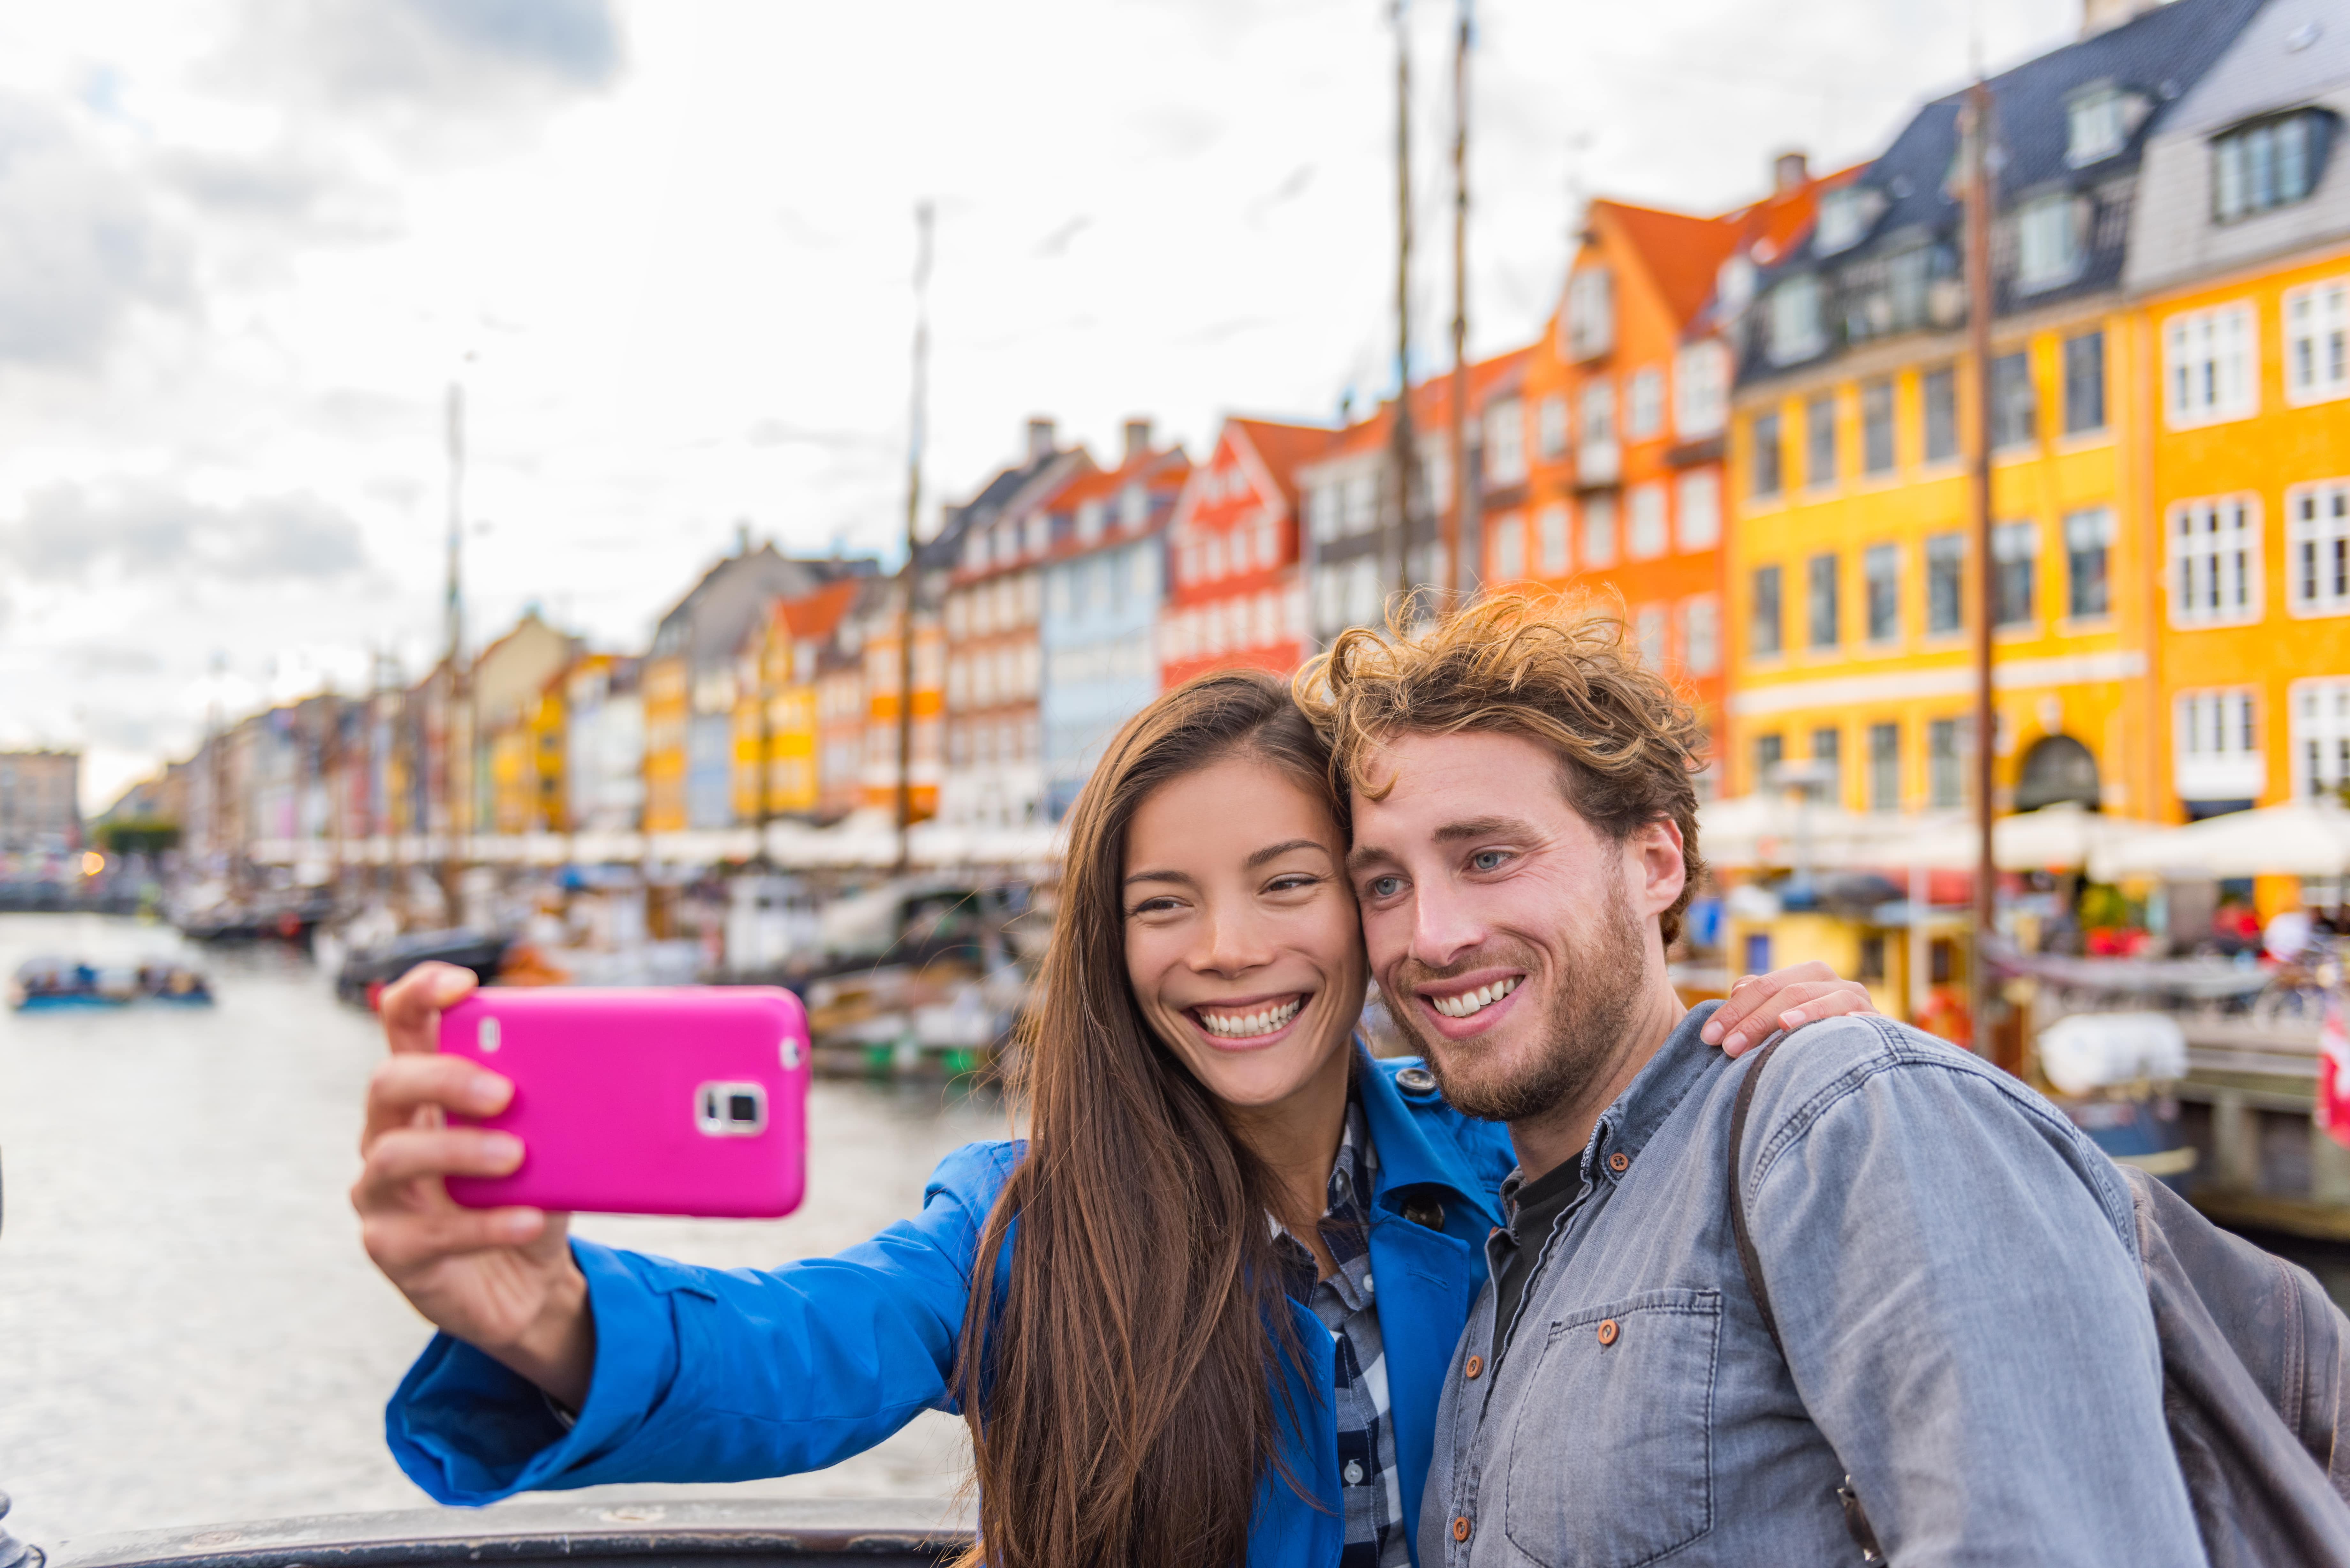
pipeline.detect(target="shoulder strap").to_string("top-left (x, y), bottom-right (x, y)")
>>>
top-left (1727, 1030), bottom-right (1791, 1360)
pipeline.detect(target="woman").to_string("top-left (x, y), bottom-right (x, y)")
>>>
top-left (356, 670), bottom-right (1873, 1567)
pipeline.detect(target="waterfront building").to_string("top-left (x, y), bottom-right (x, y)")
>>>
top-left (0, 750), bottom-right (82, 857)
top-left (941, 419), bottom-right (1089, 830)
top-left (1722, 0), bottom-right (2263, 822)
top-left (473, 612), bottom-right (578, 836)
top-left (1160, 416), bottom-right (1328, 688)
top-left (561, 654), bottom-right (645, 834)
top-left (816, 578), bottom-right (884, 822)
top-left (1038, 421), bottom-right (1188, 818)
top-left (2123, 0), bottom-right (2350, 845)
top-left (736, 577), bottom-right (865, 822)
top-left (1296, 354), bottom-right (1525, 654)
top-left (641, 541), bottom-right (842, 832)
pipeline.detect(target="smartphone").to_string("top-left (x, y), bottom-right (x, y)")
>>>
top-left (438, 987), bottom-right (810, 1218)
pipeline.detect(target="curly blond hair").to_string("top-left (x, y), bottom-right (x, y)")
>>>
top-left (1292, 590), bottom-right (1709, 947)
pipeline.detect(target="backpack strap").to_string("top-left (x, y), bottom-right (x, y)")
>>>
top-left (1727, 1029), bottom-right (1886, 1565)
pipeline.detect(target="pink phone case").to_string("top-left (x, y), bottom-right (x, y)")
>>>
top-left (439, 986), bottom-right (810, 1218)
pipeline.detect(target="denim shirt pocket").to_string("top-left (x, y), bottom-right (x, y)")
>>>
top-left (1500, 1287), bottom-right (1720, 1568)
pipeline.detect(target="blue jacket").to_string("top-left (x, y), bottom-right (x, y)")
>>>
top-left (387, 1051), bottom-right (1518, 1566)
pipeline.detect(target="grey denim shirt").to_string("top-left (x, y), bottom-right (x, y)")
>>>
top-left (1419, 1003), bottom-right (2206, 1568)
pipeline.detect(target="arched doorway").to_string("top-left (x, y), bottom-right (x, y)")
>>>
top-left (2015, 734), bottom-right (2100, 811)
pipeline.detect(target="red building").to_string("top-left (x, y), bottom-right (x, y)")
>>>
top-left (1159, 417), bottom-right (1332, 688)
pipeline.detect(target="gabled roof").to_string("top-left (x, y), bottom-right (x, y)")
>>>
top-left (1226, 417), bottom-right (1338, 511)
top-left (1593, 200), bottom-right (1740, 326)
top-left (776, 578), bottom-right (864, 643)
top-left (1295, 344), bottom-right (1532, 475)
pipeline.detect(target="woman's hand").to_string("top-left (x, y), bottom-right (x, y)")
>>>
top-left (1701, 961), bottom-right (1880, 1057)
top-left (353, 962), bottom-right (595, 1410)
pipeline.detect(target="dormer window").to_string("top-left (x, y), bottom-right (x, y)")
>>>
top-left (1715, 255), bottom-right (1756, 319)
top-left (1565, 266), bottom-right (1615, 360)
top-left (1813, 186), bottom-right (1877, 256)
top-left (2067, 87), bottom-right (2130, 166)
top-left (2213, 110), bottom-right (2334, 223)
top-left (2016, 193), bottom-right (2087, 293)
top-left (1119, 483), bottom-right (1148, 528)
top-left (1767, 274), bottom-right (1826, 366)
top-left (1076, 500), bottom-right (1105, 544)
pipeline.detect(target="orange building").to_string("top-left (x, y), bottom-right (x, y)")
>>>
top-left (1502, 162), bottom-right (1844, 776)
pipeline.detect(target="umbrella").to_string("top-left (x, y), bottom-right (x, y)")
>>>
top-left (1698, 792), bottom-right (1909, 871)
top-left (2087, 798), bottom-right (2350, 882)
top-left (1885, 803), bottom-right (2159, 874)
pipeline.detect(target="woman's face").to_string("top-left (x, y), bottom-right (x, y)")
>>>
top-left (1122, 753), bottom-right (1366, 1111)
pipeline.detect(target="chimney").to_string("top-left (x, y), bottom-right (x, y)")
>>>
top-left (2081, 0), bottom-right (2155, 35)
top-left (1772, 150), bottom-right (1810, 193)
top-left (1122, 417), bottom-right (1153, 464)
top-left (1026, 417), bottom-right (1057, 462)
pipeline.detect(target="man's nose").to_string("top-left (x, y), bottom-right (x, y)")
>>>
top-left (1408, 875), bottom-right (1486, 972)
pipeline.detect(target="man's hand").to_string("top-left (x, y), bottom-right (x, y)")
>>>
top-left (353, 962), bottom-right (595, 1410)
top-left (1702, 961), bottom-right (1879, 1057)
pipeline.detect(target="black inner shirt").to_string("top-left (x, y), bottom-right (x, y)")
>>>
top-left (1490, 1156), bottom-right (1588, 1365)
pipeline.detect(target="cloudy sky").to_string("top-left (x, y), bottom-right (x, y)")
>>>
top-left (0, 0), bottom-right (2086, 809)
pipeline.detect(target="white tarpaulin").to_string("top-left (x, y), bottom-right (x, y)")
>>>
top-left (2087, 799), bottom-right (2350, 882)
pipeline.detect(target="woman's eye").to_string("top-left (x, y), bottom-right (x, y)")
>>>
top-left (1128, 897), bottom-right (1180, 917)
top-left (1267, 874), bottom-right (1318, 894)
top-left (1470, 849), bottom-right (1510, 873)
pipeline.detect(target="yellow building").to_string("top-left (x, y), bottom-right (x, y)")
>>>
top-left (1723, 1), bottom-right (2280, 828)
top-left (641, 654), bottom-right (689, 833)
top-left (528, 675), bottom-right (566, 832)
top-left (732, 580), bottom-right (862, 822)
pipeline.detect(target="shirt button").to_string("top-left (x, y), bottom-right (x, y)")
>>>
top-left (1464, 1354), bottom-right (1484, 1380)
top-left (1344, 1459), bottom-right (1365, 1485)
top-left (1452, 1515), bottom-right (1473, 1542)
top-left (1607, 1150), bottom-right (1631, 1175)
top-left (1362, 1273), bottom-right (1374, 1293)
top-left (1597, 1318), bottom-right (1620, 1346)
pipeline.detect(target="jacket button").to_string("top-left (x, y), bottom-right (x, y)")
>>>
top-left (1464, 1354), bottom-right (1483, 1380)
top-left (1607, 1150), bottom-right (1631, 1175)
top-left (1402, 1195), bottom-right (1445, 1230)
top-left (1452, 1516), bottom-right (1473, 1542)
top-left (1396, 1066), bottom-right (1438, 1095)
top-left (1597, 1318), bottom-right (1620, 1346)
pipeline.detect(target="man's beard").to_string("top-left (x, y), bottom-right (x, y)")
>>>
top-left (1383, 878), bottom-right (1650, 1124)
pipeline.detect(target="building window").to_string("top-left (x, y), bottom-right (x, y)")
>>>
top-left (1490, 511), bottom-right (1526, 582)
top-left (2016, 194), bottom-right (2085, 293)
top-left (2063, 330), bottom-right (2107, 434)
top-left (1754, 730), bottom-right (1784, 785)
top-left (1805, 392), bottom-right (1837, 488)
top-left (2067, 87), bottom-right (2129, 166)
top-left (1626, 367), bottom-right (1665, 440)
top-left (2065, 507), bottom-right (2114, 620)
top-left (1582, 494), bottom-right (1618, 568)
top-left (2168, 496), bottom-right (2262, 627)
top-left (1864, 543), bottom-right (1900, 644)
top-left (1076, 500), bottom-right (1106, 544)
top-left (1860, 379), bottom-right (1895, 475)
top-left (2286, 279), bottom-right (2350, 405)
top-left (1926, 532), bottom-right (1965, 635)
top-left (1929, 717), bottom-right (1967, 809)
top-left (1626, 483), bottom-right (1668, 559)
top-left (1807, 552), bottom-right (1840, 650)
top-left (1992, 521), bottom-right (2038, 628)
top-left (1868, 721), bottom-right (1901, 812)
top-left (1308, 483), bottom-right (1340, 542)
top-left (1536, 502), bottom-right (1570, 575)
top-left (1566, 266), bottom-right (1615, 360)
top-left (1810, 726), bottom-right (1842, 803)
top-left (1681, 594), bottom-right (1720, 676)
top-left (1923, 364), bottom-right (1960, 463)
top-left (1815, 185), bottom-right (1872, 255)
top-left (1484, 396), bottom-right (1528, 486)
top-left (2175, 689), bottom-right (2264, 803)
top-left (1635, 605), bottom-right (1668, 668)
top-left (1674, 340), bottom-right (1730, 438)
top-left (2212, 111), bottom-right (2330, 224)
top-left (1580, 380), bottom-right (1617, 466)
top-left (1991, 351), bottom-right (2036, 450)
top-left (1536, 394), bottom-right (1570, 458)
top-left (1751, 565), bottom-right (1783, 657)
top-left (2165, 303), bottom-right (2257, 427)
top-left (2293, 679), bottom-right (2350, 800)
top-left (1676, 470), bottom-right (1720, 550)
top-left (2290, 480), bottom-right (2350, 617)
top-left (1345, 473), bottom-right (1378, 534)
top-left (1750, 411), bottom-right (1783, 498)
top-left (1768, 274), bottom-right (1826, 366)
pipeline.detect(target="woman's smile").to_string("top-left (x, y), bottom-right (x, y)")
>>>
top-left (1190, 991), bottom-right (1310, 1044)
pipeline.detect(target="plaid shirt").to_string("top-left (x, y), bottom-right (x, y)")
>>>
top-left (1273, 1091), bottom-right (1409, 1568)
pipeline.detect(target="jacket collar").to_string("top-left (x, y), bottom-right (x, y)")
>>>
top-left (1356, 1040), bottom-right (1505, 1231)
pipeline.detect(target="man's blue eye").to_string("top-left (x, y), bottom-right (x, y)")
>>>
top-left (1369, 876), bottom-right (1404, 898)
top-left (1471, 850), bottom-right (1508, 872)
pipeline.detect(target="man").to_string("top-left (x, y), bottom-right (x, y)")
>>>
top-left (1295, 596), bottom-right (2201, 1566)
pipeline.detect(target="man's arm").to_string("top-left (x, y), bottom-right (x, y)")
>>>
top-left (1746, 1029), bottom-right (2204, 1567)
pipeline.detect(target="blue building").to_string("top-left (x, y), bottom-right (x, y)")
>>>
top-left (1039, 423), bottom-right (1189, 818)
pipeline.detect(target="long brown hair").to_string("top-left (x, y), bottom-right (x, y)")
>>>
top-left (957, 669), bottom-right (1338, 1567)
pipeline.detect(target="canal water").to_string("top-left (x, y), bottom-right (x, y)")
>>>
top-left (0, 915), bottom-right (1001, 1553)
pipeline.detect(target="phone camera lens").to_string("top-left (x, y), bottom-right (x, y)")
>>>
top-left (727, 1093), bottom-right (758, 1124)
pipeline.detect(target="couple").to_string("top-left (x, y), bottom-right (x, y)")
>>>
top-left (356, 595), bottom-right (2197, 1566)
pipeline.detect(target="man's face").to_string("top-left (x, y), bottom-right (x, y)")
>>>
top-left (1345, 729), bottom-right (1686, 1122)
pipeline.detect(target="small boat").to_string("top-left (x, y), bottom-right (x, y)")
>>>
top-left (334, 928), bottom-right (509, 1009)
top-left (4, 956), bottom-right (214, 1011)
